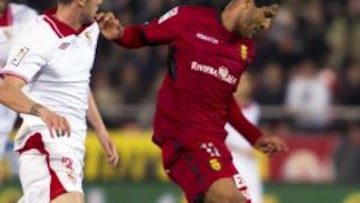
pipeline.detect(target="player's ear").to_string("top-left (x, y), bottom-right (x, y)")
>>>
top-left (78, 0), bottom-right (86, 7)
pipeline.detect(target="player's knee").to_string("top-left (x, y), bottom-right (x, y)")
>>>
top-left (50, 192), bottom-right (84, 203)
top-left (204, 178), bottom-right (247, 203)
top-left (231, 191), bottom-right (247, 203)
top-left (205, 189), bottom-right (246, 203)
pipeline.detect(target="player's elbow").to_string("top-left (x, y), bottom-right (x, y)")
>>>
top-left (0, 81), bottom-right (8, 103)
top-left (0, 78), bottom-right (21, 104)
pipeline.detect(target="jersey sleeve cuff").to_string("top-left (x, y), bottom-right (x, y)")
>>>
top-left (0, 70), bottom-right (30, 84)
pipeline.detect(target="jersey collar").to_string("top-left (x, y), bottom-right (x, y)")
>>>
top-left (44, 8), bottom-right (92, 38)
top-left (0, 5), bottom-right (13, 26)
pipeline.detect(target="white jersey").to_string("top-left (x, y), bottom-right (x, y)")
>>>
top-left (2, 9), bottom-right (99, 153)
top-left (0, 3), bottom-right (37, 68)
top-left (225, 101), bottom-right (263, 203)
top-left (0, 3), bottom-right (37, 159)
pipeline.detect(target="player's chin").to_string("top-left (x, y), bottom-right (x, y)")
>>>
top-left (87, 11), bottom-right (98, 22)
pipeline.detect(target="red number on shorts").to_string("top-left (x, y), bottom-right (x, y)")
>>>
top-left (61, 157), bottom-right (74, 170)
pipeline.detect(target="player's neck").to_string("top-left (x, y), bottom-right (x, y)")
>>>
top-left (54, 6), bottom-right (83, 30)
top-left (236, 94), bottom-right (252, 107)
top-left (220, 11), bottom-right (236, 33)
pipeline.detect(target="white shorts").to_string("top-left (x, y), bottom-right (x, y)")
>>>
top-left (232, 152), bottom-right (263, 203)
top-left (17, 131), bottom-right (84, 203)
top-left (0, 104), bottom-right (17, 158)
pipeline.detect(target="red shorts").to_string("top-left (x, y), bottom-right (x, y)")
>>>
top-left (160, 136), bottom-right (251, 203)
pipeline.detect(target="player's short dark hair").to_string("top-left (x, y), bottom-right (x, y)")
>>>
top-left (254, 0), bottom-right (281, 7)
top-left (57, 0), bottom-right (73, 4)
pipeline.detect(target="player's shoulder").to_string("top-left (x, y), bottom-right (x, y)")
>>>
top-left (15, 16), bottom-right (58, 47)
top-left (10, 3), bottom-right (38, 21)
top-left (88, 22), bottom-right (100, 35)
top-left (159, 5), bottom-right (215, 24)
top-left (176, 5), bottom-right (215, 17)
top-left (28, 16), bottom-right (56, 37)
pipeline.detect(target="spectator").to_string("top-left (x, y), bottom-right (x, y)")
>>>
top-left (285, 58), bottom-right (332, 131)
top-left (339, 63), bottom-right (360, 105)
top-left (254, 62), bottom-right (285, 105)
top-left (335, 121), bottom-right (360, 182)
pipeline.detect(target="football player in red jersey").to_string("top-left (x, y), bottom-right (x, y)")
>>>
top-left (97, 0), bottom-right (288, 202)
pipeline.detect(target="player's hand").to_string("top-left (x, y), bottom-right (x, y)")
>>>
top-left (254, 135), bottom-right (288, 156)
top-left (37, 106), bottom-right (71, 138)
top-left (95, 12), bottom-right (123, 40)
top-left (97, 132), bottom-right (119, 168)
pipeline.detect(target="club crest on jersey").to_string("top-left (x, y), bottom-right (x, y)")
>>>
top-left (59, 42), bottom-right (70, 50)
top-left (240, 44), bottom-right (248, 61)
top-left (158, 7), bottom-right (178, 24)
top-left (11, 47), bottom-right (29, 66)
top-left (209, 158), bottom-right (222, 171)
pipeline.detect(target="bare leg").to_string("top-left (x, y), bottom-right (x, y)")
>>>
top-left (51, 192), bottom-right (84, 203)
top-left (204, 178), bottom-right (247, 203)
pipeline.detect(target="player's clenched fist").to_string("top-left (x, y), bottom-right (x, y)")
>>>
top-left (254, 135), bottom-right (288, 156)
top-left (95, 12), bottom-right (123, 40)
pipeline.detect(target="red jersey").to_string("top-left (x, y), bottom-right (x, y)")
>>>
top-left (116, 6), bottom-right (262, 145)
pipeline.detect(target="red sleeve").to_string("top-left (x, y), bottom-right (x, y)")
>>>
top-left (228, 96), bottom-right (262, 145)
top-left (115, 25), bottom-right (148, 48)
top-left (115, 6), bottom-right (187, 48)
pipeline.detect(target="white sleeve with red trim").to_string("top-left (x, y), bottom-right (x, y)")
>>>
top-left (2, 19), bottom-right (53, 83)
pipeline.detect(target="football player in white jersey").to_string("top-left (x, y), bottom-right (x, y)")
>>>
top-left (225, 72), bottom-right (263, 203)
top-left (0, 0), bottom-right (118, 203)
top-left (0, 0), bottom-right (37, 159)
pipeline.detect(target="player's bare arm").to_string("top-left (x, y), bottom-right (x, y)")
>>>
top-left (96, 12), bottom-right (123, 40)
top-left (0, 75), bottom-right (71, 137)
top-left (86, 90), bottom-right (119, 167)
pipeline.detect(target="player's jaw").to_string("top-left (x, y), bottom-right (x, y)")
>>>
top-left (238, 20), bottom-right (269, 38)
top-left (81, 0), bottom-right (102, 24)
top-left (235, 5), bottom-right (279, 38)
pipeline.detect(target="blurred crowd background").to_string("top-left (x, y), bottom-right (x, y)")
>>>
top-left (1, 0), bottom-right (360, 202)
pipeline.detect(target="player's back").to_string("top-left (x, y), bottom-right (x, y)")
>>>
top-left (2, 9), bottom-right (100, 150)
top-left (153, 6), bottom-right (256, 144)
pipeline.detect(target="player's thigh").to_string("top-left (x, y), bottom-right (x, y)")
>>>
top-left (51, 192), bottom-right (84, 203)
top-left (18, 150), bottom-right (52, 203)
top-left (204, 177), bottom-right (247, 203)
top-left (164, 138), bottom-right (244, 203)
